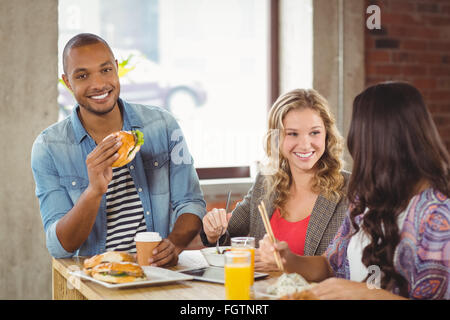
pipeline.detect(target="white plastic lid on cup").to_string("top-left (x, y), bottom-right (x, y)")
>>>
top-left (134, 232), bottom-right (162, 242)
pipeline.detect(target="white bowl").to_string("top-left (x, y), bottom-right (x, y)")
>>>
top-left (200, 246), bottom-right (231, 267)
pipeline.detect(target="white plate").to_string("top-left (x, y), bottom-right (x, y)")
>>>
top-left (69, 266), bottom-right (194, 289)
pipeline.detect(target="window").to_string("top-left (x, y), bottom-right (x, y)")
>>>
top-left (279, 0), bottom-right (313, 94)
top-left (58, 0), bottom-right (313, 173)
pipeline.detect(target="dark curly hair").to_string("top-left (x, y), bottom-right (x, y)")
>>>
top-left (347, 81), bottom-right (450, 296)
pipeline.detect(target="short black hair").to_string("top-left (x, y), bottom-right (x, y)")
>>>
top-left (62, 33), bottom-right (114, 74)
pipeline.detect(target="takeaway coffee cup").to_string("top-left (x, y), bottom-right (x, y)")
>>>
top-left (134, 232), bottom-right (162, 266)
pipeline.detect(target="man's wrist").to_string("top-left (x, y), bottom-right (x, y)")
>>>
top-left (169, 213), bottom-right (202, 246)
top-left (85, 185), bottom-right (105, 200)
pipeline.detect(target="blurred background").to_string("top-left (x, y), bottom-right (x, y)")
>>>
top-left (1, 0), bottom-right (448, 299)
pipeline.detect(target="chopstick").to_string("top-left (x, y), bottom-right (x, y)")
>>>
top-left (257, 201), bottom-right (285, 272)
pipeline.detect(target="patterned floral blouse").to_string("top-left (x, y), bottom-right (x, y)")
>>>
top-left (325, 188), bottom-right (449, 299)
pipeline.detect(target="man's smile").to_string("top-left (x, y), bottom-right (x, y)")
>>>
top-left (88, 89), bottom-right (113, 102)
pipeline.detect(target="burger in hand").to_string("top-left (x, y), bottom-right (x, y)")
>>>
top-left (104, 130), bottom-right (144, 168)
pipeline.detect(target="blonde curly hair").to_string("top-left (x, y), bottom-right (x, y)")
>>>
top-left (263, 89), bottom-right (345, 217)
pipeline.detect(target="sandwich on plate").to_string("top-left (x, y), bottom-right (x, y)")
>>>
top-left (90, 261), bottom-right (146, 284)
top-left (83, 251), bottom-right (135, 276)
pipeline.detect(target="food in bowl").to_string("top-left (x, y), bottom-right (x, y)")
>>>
top-left (200, 246), bottom-right (231, 267)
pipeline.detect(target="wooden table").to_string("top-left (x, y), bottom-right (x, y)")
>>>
top-left (52, 250), bottom-right (280, 300)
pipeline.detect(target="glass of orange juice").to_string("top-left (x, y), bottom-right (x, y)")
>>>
top-left (231, 237), bottom-right (255, 285)
top-left (224, 250), bottom-right (252, 300)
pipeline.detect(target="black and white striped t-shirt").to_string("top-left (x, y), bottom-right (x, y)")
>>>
top-left (105, 166), bottom-right (147, 253)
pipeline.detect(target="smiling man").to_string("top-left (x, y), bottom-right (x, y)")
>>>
top-left (62, 36), bottom-right (120, 118)
top-left (31, 33), bottom-right (206, 266)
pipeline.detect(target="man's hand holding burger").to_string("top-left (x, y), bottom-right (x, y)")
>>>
top-left (56, 130), bottom-right (143, 253)
top-left (85, 133), bottom-right (122, 196)
top-left (86, 129), bottom-right (144, 196)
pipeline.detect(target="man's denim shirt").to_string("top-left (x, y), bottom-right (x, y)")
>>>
top-left (31, 99), bottom-right (206, 258)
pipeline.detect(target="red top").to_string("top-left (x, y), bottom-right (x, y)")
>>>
top-left (270, 208), bottom-right (311, 256)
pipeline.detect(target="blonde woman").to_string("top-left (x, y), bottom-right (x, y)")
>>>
top-left (200, 89), bottom-right (350, 271)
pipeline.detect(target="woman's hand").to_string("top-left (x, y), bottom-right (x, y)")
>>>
top-left (258, 234), bottom-right (294, 272)
top-left (310, 278), bottom-right (407, 300)
top-left (260, 235), bottom-right (335, 283)
top-left (254, 249), bottom-right (279, 272)
top-left (202, 208), bottom-right (232, 244)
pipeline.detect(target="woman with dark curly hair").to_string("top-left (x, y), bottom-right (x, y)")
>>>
top-left (199, 88), bottom-right (350, 271)
top-left (260, 82), bottom-right (450, 299)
